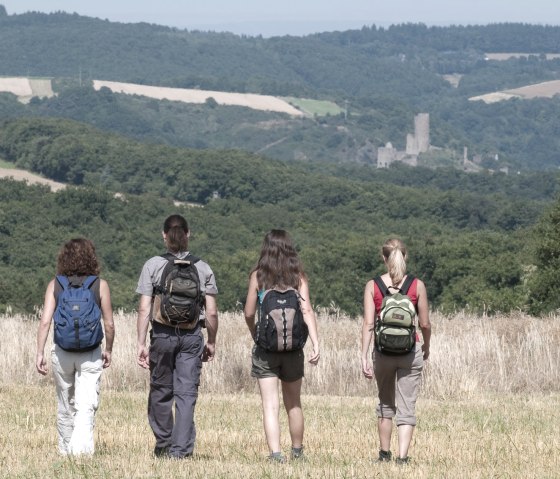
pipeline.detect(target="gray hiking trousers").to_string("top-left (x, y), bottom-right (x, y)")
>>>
top-left (372, 343), bottom-right (423, 426)
top-left (148, 322), bottom-right (204, 458)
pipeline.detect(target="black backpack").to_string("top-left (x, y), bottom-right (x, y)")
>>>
top-left (53, 275), bottom-right (104, 351)
top-left (153, 253), bottom-right (204, 327)
top-left (373, 275), bottom-right (417, 355)
top-left (255, 288), bottom-right (308, 352)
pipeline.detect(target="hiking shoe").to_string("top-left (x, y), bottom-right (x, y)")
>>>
top-left (395, 456), bottom-right (410, 465)
top-left (153, 446), bottom-right (170, 457)
top-left (291, 446), bottom-right (305, 460)
top-left (167, 452), bottom-right (193, 460)
top-left (378, 450), bottom-right (392, 462)
top-left (268, 452), bottom-right (287, 464)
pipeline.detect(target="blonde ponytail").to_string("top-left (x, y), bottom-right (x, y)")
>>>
top-left (382, 239), bottom-right (407, 287)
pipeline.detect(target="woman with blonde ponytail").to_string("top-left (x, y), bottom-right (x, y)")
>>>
top-left (361, 239), bottom-right (431, 465)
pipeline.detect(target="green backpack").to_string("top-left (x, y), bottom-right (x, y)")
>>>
top-left (373, 275), bottom-right (417, 355)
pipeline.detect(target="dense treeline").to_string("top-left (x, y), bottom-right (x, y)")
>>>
top-left (0, 118), bottom-right (557, 315)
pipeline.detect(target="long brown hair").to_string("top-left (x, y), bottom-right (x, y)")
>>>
top-left (252, 229), bottom-right (305, 290)
top-left (382, 238), bottom-right (407, 287)
top-left (163, 214), bottom-right (189, 253)
top-left (56, 238), bottom-right (100, 276)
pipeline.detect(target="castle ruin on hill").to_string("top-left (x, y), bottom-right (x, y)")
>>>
top-left (377, 113), bottom-right (430, 168)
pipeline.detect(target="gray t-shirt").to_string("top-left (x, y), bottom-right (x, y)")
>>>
top-left (136, 251), bottom-right (218, 321)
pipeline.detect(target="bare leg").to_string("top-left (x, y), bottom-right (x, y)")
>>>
top-left (378, 417), bottom-right (393, 452)
top-left (281, 379), bottom-right (303, 448)
top-left (397, 425), bottom-right (414, 458)
top-left (257, 377), bottom-right (281, 453)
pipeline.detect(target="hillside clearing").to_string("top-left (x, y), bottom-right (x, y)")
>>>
top-left (93, 79), bottom-right (305, 116)
top-left (469, 79), bottom-right (560, 103)
top-left (0, 76), bottom-right (54, 103)
top-left (0, 167), bottom-right (66, 191)
top-left (485, 52), bottom-right (560, 60)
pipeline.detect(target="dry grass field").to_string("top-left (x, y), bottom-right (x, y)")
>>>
top-left (2, 310), bottom-right (560, 478)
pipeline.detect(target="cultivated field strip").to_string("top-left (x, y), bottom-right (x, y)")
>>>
top-left (93, 79), bottom-right (305, 116)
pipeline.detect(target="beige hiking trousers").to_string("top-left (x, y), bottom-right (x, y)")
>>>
top-left (372, 344), bottom-right (423, 426)
top-left (51, 344), bottom-right (103, 455)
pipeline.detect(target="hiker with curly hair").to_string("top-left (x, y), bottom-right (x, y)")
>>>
top-left (36, 238), bottom-right (115, 456)
top-left (361, 238), bottom-right (431, 465)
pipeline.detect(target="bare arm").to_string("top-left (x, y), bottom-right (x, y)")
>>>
top-left (203, 294), bottom-right (218, 361)
top-left (36, 280), bottom-right (56, 375)
top-left (416, 279), bottom-right (431, 360)
top-left (243, 272), bottom-right (258, 337)
top-left (299, 277), bottom-right (320, 365)
top-left (361, 280), bottom-right (376, 379)
top-left (136, 294), bottom-right (152, 369)
top-left (99, 279), bottom-right (115, 368)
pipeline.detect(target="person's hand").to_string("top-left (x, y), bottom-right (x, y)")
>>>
top-left (308, 345), bottom-right (320, 365)
top-left (102, 350), bottom-right (112, 368)
top-left (137, 345), bottom-right (149, 369)
top-left (36, 353), bottom-right (48, 375)
top-left (422, 343), bottom-right (430, 361)
top-left (202, 343), bottom-right (215, 362)
top-left (362, 357), bottom-right (373, 379)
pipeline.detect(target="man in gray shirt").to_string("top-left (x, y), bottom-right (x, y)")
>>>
top-left (136, 214), bottom-right (218, 459)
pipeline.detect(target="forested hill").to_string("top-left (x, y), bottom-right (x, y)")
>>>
top-left (1, 10), bottom-right (559, 100)
top-left (2, 9), bottom-right (560, 316)
top-left (0, 116), bottom-right (558, 315)
top-left (2, 10), bottom-right (560, 169)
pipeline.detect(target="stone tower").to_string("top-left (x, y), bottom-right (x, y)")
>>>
top-left (414, 113), bottom-right (430, 153)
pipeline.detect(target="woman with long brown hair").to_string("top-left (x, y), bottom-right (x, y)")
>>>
top-left (361, 238), bottom-right (431, 464)
top-left (36, 238), bottom-right (114, 455)
top-left (244, 229), bottom-right (319, 463)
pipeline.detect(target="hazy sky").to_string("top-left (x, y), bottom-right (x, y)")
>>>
top-left (2, 0), bottom-right (559, 36)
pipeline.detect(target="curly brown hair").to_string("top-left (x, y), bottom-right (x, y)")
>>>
top-left (56, 238), bottom-right (100, 276)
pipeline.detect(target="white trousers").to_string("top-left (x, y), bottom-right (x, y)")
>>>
top-left (51, 345), bottom-right (103, 455)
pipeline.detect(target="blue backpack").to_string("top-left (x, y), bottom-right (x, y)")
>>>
top-left (53, 275), bottom-right (104, 351)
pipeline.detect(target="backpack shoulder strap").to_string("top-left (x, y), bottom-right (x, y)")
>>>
top-left (185, 253), bottom-right (200, 264)
top-left (82, 275), bottom-right (98, 289)
top-left (373, 276), bottom-right (389, 298)
top-left (400, 275), bottom-right (416, 295)
top-left (56, 275), bottom-right (70, 290)
top-left (160, 252), bottom-right (176, 262)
